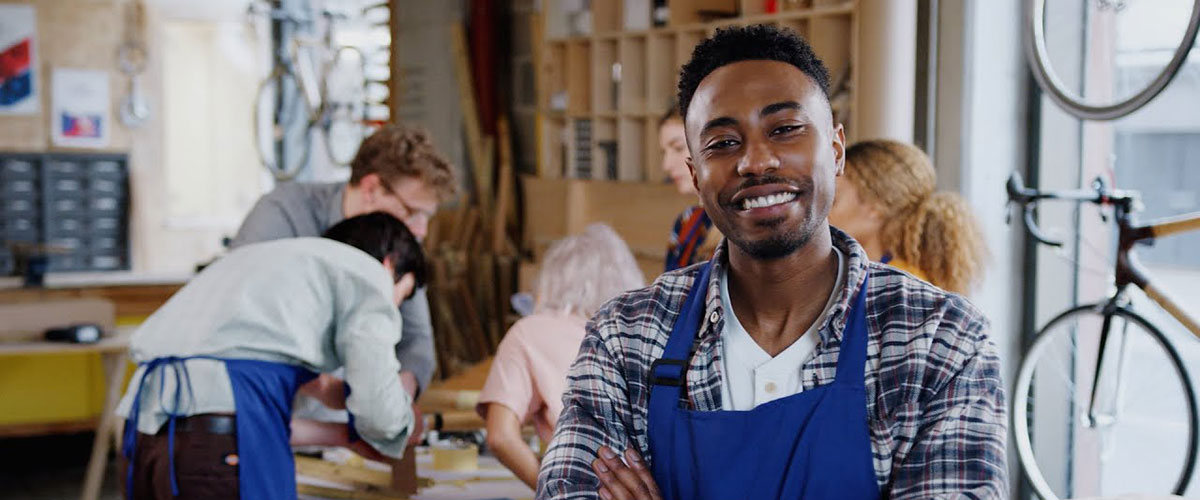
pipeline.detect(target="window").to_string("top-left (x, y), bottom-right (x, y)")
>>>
top-left (1029, 0), bottom-right (1200, 497)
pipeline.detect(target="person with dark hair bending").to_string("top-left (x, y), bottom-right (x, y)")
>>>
top-left (232, 124), bottom-right (458, 406)
top-left (536, 25), bottom-right (1006, 500)
top-left (116, 212), bottom-right (425, 500)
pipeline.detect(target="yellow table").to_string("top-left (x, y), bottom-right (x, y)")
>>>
top-left (0, 330), bottom-right (131, 500)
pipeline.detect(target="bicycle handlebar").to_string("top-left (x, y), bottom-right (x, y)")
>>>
top-left (1005, 171), bottom-right (1138, 248)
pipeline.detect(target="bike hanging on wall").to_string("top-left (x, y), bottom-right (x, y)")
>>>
top-left (1026, 0), bottom-right (1200, 121)
top-left (1014, 0), bottom-right (1200, 498)
top-left (247, 0), bottom-right (392, 181)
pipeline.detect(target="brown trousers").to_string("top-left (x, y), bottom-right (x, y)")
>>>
top-left (120, 420), bottom-right (240, 499)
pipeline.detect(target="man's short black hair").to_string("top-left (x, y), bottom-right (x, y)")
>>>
top-left (677, 24), bottom-right (831, 119)
top-left (322, 212), bottom-right (427, 288)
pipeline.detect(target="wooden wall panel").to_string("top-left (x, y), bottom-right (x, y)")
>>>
top-left (0, 0), bottom-right (132, 153)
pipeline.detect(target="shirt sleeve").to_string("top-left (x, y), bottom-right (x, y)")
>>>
top-left (333, 265), bottom-right (413, 459)
top-left (229, 197), bottom-right (299, 248)
top-left (396, 287), bottom-right (436, 393)
top-left (536, 317), bottom-right (635, 500)
top-left (887, 318), bottom-right (1009, 500)
top-left (476, 325), bottom-right (538, 422)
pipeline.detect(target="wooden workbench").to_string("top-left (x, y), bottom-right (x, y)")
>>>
top-left (0, 330), bottom-right (131, 500)
top-left (0, 277), bottom-right (184, 500)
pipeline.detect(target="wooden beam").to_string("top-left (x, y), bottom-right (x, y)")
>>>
top-left (0, 417), bottom-right (99, 438)
top-left (449, 22), bottom-right (491, 211)
top-left (295, 484), bottom-right (407, 500)
top-left (493, 116), bottom-right (516, 255)
top-left (294, 455), bottom-right (393, 489)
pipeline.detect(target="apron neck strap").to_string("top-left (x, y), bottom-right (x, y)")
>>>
top-left (649, 262), bottom-right (713, 391)
top-left (832, 271), bottom-right (871, 387)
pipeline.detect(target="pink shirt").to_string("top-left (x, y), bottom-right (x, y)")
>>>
top-left (477, 312), bottom-right (588, 444)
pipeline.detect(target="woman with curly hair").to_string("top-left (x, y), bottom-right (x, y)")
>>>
top-left (829, 139), bottom-right (988, 294)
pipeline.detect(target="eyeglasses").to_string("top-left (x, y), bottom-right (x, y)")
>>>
top-left (380, 181), bottom-right (436, 225)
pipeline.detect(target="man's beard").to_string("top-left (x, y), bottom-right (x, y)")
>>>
top-left (714, 174), bottom-right (819, 260)
top-left (727, 213), bottom-right (816, 260)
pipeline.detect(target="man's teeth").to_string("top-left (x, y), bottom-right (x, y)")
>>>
top-left (742, 192), bottom-right (797, 210)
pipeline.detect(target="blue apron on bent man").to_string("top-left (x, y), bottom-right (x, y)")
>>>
top-left (646, 262), bottom-right (880, 500)
top-left (122, 356), bottom-right (317, 500)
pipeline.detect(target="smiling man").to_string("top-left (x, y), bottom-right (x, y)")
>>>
top-left (535, 25), bottom-right (1007, 500)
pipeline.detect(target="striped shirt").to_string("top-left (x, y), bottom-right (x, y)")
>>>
top-left (536, 228), bottom-right (1007, 499)
top-left (664, 205), bottom-right (713, 271)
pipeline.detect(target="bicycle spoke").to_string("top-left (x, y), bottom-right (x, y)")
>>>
top-left (1016, 305), bottom-right (1197, 499)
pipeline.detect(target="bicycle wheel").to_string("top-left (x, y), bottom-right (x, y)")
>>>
top-left (1025, 0), bottom-right (1200, 121)
top-left (1013, 303), bottom-right (1199, 499)
top-left (322, 47), bottom-right (366, 166)
top-left (253, 65), bottom-right (313, 181)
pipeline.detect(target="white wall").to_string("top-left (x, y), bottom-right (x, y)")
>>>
top-left (933, 2), bottom-right (1029, 496)
top-left (128, 2), bottom-right (270, 274)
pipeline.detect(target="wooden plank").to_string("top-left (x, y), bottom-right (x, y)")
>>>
top-left (475, 254), bottom-right (500, 350)
top-left (521, 176), bottom-right (697, 260)
top-left (457, 209), bottom-right (480, 250)
top-left (479, 135), bottom-right (496, 234)
top-left (493, 117), bottom-right (516, 254)
top-left (434, 410), bottom-right (486, 432)
top-left (0, 417), bottom-right (99, 438)
top-left (295, 484), bottom-right (407, 500)
top-left (416, 389), bottom-right (480, 413)
top-left (0, 299), bottom-right (115, 342)
top-left (531, 11), bottom-right (549, 177)
top-left (427, 357), bottom-right (493, 392)
top-left (0, 331), bottom-right (130, 356)
top-left (494, 254), bottom-right (517, 336)
top-left (294, 456), bottom-right (393, 488)
top-left (80, 349), bottom-right (128, 500)
top-left (454, 282), bottom-right (489, 361)
top-left (430, 284), bottom-right (465, 378)
top-left (0, 284), bottom-right (181, 319)
top-left (519, 175), bottom-right (570, 259)
top-left (449, 22), bottom-right (491, 211)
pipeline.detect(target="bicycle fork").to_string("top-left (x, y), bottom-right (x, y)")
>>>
top-left (1085, 300), bottom-right (1133, 437)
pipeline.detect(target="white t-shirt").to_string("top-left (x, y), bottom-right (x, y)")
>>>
top-left (718, 248), bottom-right (845, 411)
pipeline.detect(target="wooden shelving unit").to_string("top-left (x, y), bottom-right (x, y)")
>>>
top-left (535, 0), bottom-right (860, 182)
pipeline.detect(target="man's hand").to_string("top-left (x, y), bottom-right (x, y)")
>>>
top-left (347, 438), bottom-right (390, 463)
top-left (298, 374), bottom-right (347, 410)
top-left (290, 418), bottom-right (390, 462)
top-left (591, 445), bottom-right (662, 500)
top-left (291, 418), bottom-right (348, 447)
top-left (408, 406), bottom-right (424, 445)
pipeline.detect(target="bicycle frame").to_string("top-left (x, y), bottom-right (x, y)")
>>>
top-left (1119, 208), bottom-right (1200, 340)
top-left (1008, 171), bottom-right (1200, 341)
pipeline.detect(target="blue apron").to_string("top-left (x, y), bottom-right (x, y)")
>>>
top-left (646, 262), bottom-right (880, 500)
top-left (122, 356), bottom-right (317, 500)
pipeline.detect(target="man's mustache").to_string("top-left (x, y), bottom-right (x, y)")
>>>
top-left (720, 175), bottom-right (811, 208)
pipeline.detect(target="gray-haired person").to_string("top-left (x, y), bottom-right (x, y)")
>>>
top-left (477, 224), bottom-right (646, 489)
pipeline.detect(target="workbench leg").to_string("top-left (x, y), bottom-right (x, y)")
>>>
top-left (81, 351), bottom-right (128, 500)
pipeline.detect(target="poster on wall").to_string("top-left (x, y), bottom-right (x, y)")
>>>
top-left (0, 4), bottom-right (39, 115)
top-left (51, 68), bottom-right (110, 148)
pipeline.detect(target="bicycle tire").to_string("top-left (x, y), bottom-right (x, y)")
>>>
top-left (321, 46), bottom-right (367, 166)
top-left (1013, 303), bottom-right (1199, 499)
top-left (1025, 0), bottom-right (1200, 121)
top-left (253, 65), bottom-right (313, 181)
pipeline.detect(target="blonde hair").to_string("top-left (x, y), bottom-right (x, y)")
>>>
top-left (534, 224), bottom-right (646, 317)
top-left (843, 140), bottom-right (987, 294)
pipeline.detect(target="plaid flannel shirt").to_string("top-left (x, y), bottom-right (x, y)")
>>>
top-left (536, 229), bottom-right (1007, 499)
